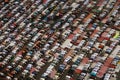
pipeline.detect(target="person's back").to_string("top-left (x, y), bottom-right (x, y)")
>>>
top-left (4, 0), bottom-right (9, 4)
top-left (5, 0), bottom-right (9, 2)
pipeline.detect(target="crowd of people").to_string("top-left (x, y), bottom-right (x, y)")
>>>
top-left (0, 0), bottom-right (120, 80)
